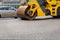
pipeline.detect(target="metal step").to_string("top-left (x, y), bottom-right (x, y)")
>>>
top-left (35, 15), bottom-right (53, 19)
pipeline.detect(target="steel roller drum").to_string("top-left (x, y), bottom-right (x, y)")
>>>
top-left (17, 6), bottom-right (29, 19)
top-left (17, 6), bottom-right (36, 20)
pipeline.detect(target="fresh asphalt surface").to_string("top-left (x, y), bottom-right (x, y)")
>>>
top-left (0, 18), bottom-right (60, 40)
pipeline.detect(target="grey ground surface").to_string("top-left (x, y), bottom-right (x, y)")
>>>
top-left (0, 18), bottom-right (60, 40)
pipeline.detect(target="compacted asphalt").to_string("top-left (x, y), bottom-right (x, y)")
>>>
top-left (0, 18), bottom-right (60, 40)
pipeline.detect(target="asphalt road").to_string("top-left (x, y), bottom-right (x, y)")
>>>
top-left (0, 18), bottom-right (60, 40)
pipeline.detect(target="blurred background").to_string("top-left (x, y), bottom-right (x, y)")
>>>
top-left (0, 0), bottom-right (27, 8)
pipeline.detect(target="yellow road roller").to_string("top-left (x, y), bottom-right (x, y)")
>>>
top-left (17, 0), bottom-right (60, 20)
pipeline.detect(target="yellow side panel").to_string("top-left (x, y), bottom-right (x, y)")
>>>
top-left (27, 0), bottom-right (60, 17)
top-left (46, 0), bottom-right (56, 4)
top-left (37, 7), bottom-right (45, 16)
top-left (28, 0), bottom-right (46, 17)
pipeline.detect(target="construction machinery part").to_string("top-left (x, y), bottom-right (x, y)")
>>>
top-left (17, 6), bottom-right (37, 20)
top-left (57, 7), bottom-right (60, 16)
top-left (17, 0), bottom-right (60, 20)
top-left (37, 0), bottom-right (48, 13)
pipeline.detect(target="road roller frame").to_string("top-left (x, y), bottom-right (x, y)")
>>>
top-left (17, 0), bottom-right (60, 20)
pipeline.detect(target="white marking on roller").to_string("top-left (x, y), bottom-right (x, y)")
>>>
top-left (19, 6), bottom-right (28, 8)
